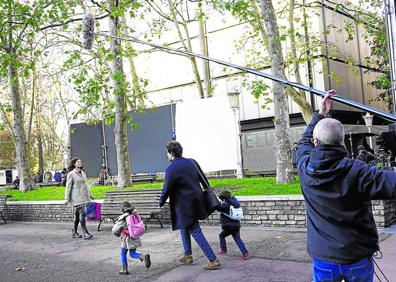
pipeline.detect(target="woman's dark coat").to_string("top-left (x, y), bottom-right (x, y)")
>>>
top-left (159, 157), bottom-right (209, 230)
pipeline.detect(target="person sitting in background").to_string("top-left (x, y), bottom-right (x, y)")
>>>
top-left (34, 171), bottom-right (43, 183)
top-left (43, 171), bottom-right (52, 183)
top-left (61, 168), bottom-right (67, 187)
top-left (12, 176), bottom-right (20, 189)
top-left (98, 165), bottom-right (109, 185)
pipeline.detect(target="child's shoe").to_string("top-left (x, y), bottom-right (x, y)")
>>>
top-left (203, 258), bottom-right (221, 270)
top-left (144, 254), bottom-right (151, 269)
top-left (179, 255), bottom-right (193, 264)
top-left (119, 264), bottom-right (129, 275)
top-left (216, 250), bottom-right (227, 255)
top-left (241, 252), bottom-right (250, 260)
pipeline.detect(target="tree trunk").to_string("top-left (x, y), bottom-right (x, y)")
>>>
top-left (260, 0), bottom-right (294, 184)
top-left (54, 75), bottom-right (71, 167)
top-left (9, 60), bottom-right (34, 191)
top-left (26, 74), bottom-right (35, 155)
top-left (198, 0), bottom-right (212, 98)
top-left (37, 132), bottom-right (44, 174)
top-left (288, 0), bottom-right (313, 122)
top-left (252, 0), bottom-right (312, 124)
top-left (0, 103), bottom-right (16, 144)
top-left (128, 54), bottom-right (145, 108)
top-left (109, 3), bottom-right (132, 188)
top-left (121, 17), bottom-right (145, 109)
top-left (189, 56), bottom-right (205, 98)
top-left (167, 0), bottom-right (205, 99)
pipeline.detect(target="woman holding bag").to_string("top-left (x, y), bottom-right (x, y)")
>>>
top-left (159, 141), bottom-right (221, 270)
top-left (65, 157), bottom-right (94, 240)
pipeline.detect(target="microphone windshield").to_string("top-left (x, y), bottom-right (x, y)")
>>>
top-left (82, 13), bottom-right (95, 50)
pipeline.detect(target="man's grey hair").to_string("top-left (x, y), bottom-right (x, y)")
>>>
top-left (313, 118), bottom-right (344, 145)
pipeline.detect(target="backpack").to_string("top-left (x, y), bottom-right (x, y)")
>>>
top-left (224, 205), bottom-right (244, 221)
top-left (126, 213), bottom-right (145, 239)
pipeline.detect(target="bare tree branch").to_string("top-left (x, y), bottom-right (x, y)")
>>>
top-left (39, 13), bottom-right (109, 31)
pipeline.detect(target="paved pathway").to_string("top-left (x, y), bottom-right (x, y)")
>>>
top-left (0, 222), bottom-right (394, 281)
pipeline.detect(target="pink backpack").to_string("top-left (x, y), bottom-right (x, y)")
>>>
top-left (126, 213), bottom-right (145, 239)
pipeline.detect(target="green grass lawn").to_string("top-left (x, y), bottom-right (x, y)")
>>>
top-left (0, 177), bottom-right (302, 201)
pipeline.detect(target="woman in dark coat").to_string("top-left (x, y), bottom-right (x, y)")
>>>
top-left (159, 141), bottom-right (220, 270)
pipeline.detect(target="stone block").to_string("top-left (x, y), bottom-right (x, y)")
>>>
top-left (286, 220), bottom-right (297, 225)
top-left (267, 210), bottom-right (284, 215)
top-left (271, 221), bottom-right (286, 225)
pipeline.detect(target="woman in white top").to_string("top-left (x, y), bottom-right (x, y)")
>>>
top-left (65, 157), bottom-right (93, 239)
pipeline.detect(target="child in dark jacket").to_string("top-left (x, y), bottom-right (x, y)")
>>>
top-left (113, 201), bottom-right (151, 275)
top-left (216, 191), bottom-right (249, 260)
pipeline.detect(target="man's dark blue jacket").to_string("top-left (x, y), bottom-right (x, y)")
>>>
top-left (297, 113), bottom-right (396, 264)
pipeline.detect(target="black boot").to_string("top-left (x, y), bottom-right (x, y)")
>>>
top-left (140, 254), bottom-right (151, 269)
top-left (119, 264), bottom-right (129, 275)
top-left (72, 210), bottom-right (81, 239)
top-left (80, 209), bottom-right (93, 240)
top-left (82, 230), bottom-right (93, 240)
top-left (144, 254), bottom-right (151, 269)
top-left (72, 229), bottom-right (82, 239)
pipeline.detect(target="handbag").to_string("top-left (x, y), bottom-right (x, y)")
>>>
top-left (190, 159), bottom-right (221, 215)
top-left (203, 189), bottom-right (221, 215)
top-left (95, 202), bottom-right (102, 221)
top-left (85, 202), bottom-right (97, 220)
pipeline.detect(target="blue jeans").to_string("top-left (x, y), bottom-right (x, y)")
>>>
top-left (219, 229), bottom-right (248, 254)
top-left (120, 248), bottom-right (141, 265)
top-left (313, 257), bottom-right (374, 282)
top-left (180, 221), bottom-right (216, 261)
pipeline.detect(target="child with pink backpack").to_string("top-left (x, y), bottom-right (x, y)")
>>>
top-left (112, 201), bottom-right (151, 275)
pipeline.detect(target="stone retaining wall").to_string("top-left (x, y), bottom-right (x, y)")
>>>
top-left (4, 196), bottom-right (396, 228)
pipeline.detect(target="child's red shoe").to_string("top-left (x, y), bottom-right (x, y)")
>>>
top-left (241, 252), bottom-right (250, 260)
top-left (217, 250), bottom-right (227, 255)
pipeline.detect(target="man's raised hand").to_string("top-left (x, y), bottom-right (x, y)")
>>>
top-left (319, 89), bottom-right (336, 117)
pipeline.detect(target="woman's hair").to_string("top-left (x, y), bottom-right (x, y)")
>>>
top-left (67, 157), bottom-right (83, 172)
top-left (218, 190), bottom-right (231, 201)
top-left (166, 140), bottom-right (183, 157)
top-left (121, 201), bottom-right (135, 214)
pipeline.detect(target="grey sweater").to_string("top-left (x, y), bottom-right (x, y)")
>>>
top-left (65, 169), bottom-right (92, 207)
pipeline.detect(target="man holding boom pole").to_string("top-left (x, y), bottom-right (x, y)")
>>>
top-left (297, 90), bottom-right (396, 282)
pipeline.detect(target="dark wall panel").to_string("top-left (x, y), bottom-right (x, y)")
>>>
top-left (128, 105), bottom-right (174, 173)
top-left (70, 123), bottom-right (103, 177)
top-left (103, 123), bottom-right (117, 178)
top-left (70, 105), bottom-right (175, 177)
